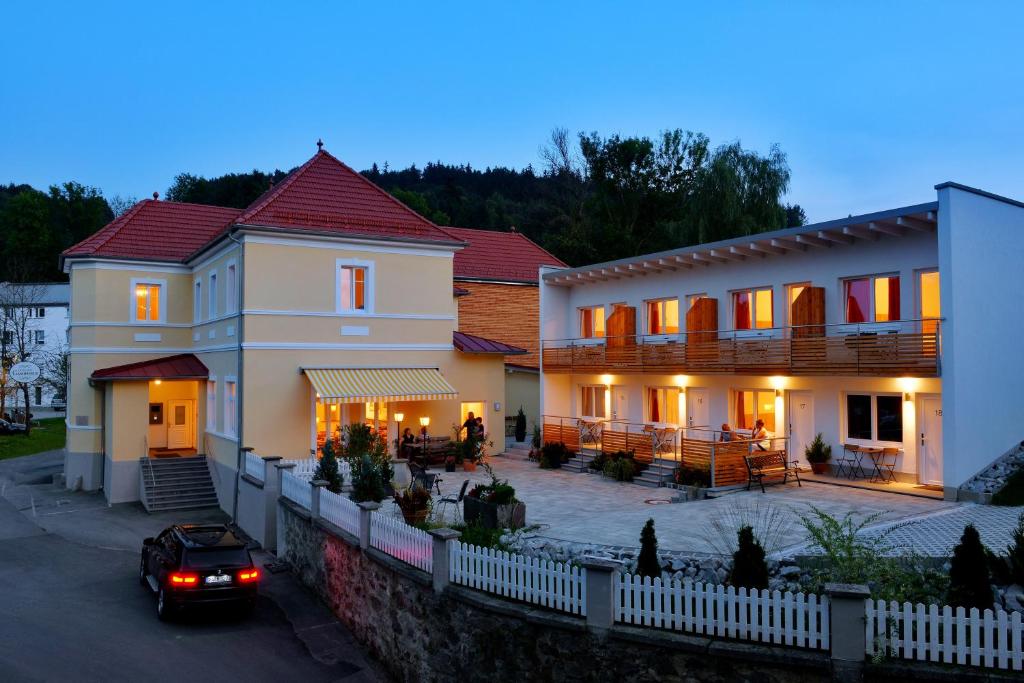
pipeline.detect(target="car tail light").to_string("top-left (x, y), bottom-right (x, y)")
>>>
top-left (169, 572), bottom-right (199, 586)
top-left (238, 568), bottom-right (260, 583)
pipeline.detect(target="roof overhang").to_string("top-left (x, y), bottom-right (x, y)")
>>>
top-left (89, 353), bottom-right (208, 382)
top-left (453, 331), bottom-right (528, 355)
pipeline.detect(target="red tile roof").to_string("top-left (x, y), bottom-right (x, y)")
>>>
top-left (453, 331), bottom-right (527, 355)
top-left (90, 353), bottom-right (209, 381)
top-left (444, 226), bottom-right (566, 283)
top-left (236, 151), bottom-right (460, 244)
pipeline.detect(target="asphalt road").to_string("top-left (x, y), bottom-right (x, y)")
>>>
top-left (0, 451), bottom-right (386, 683)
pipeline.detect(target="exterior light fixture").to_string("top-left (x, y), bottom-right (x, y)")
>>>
top-left (904, 393), bottom-right (912, 402)
top-left (154, 379), bottom-right (162, 385)
top-left (419, 416), bottom-right (430, 427)
top-left (394, 412), bottom-right (404, 423)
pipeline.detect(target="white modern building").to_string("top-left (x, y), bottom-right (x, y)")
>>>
top-left (538, 183), bottom-right (1024, 499)
top-left (1, 282), bottom-right (70, 412)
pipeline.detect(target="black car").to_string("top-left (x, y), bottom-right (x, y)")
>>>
top-left (139, 524), bottom-right (259, 620)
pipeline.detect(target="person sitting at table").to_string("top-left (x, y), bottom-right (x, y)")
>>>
top-left (719, 423), bottom-right (734, 442)
top-left (751, 419), bottom-right (771, 451)
top-left (400, 427), bottom-right (415, 457)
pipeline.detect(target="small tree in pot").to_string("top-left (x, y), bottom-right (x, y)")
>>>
top-left (514, 407), bottom-right (527, 443)
top-left (804, 433), bottom-right (832, 475)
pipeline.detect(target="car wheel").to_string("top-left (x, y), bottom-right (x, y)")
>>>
top-left (157, 587), bottom-right (174, 621)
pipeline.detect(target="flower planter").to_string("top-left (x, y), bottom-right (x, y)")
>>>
top-left (463, 497), bottom-right (526, 529)
top-left (810, 463), bottom-right (830, 475)
top-left (401, 508), bottom-right (429, 526)
top-left (462, 460), bottom-right (477, 472)
top-left (445, 461), bottom-right (457, 472)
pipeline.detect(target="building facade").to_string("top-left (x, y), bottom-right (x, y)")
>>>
top-left (539, 183), bottom-right (1024, 498)
top-left (62, 148), bottom-right (521, 509)
top-left (1, 282), bottom-right (70, 413)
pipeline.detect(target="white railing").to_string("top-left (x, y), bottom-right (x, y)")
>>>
top-left (285, 457), bottom-right (352, 483)
top-left (370, 512), bottom-right (433, 573)
top-left (244, 451), bottom-right (265, 482)
top-left (866, 599), bottom-right (1024, 670)
top-left (281, 470), bottom-right (311, 510)
top-left (616, 574), bottom-right (829, 651)
top-left (320, 487), bottom-right (360, 537)
top-left (449, 542), bottom-right (587, 616)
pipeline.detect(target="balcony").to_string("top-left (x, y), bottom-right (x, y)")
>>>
top-left (541, 320), bottom-right (940, 377)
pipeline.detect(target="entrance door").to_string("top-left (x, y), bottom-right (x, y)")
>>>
top-left (788, 391), bottom-right (815, 466)
top-left (611, 386), bottom-right (630, 421)
top-left (919, 395), bottom-right (943, 485)
top-left (167, 400), bottom-right (194, 449)
top-left (686, 387), bottom-right (709, 430)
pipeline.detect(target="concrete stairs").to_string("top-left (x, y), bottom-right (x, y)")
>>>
top-left (564, 449), bottom-right (598, 473)
top-left (501, 442), bottom-right (533, 460)
top-left (139, 456), bottom-right (219, 513)
top-left (634, 458), bottom-right (678, 488)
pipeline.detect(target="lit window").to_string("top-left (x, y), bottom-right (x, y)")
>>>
top-left (208, 272), bottom-right (218, 318)
top-left (206, 378), bottom-right (217, 431)
top-left (224, 380), bottom-right (237, 437)
top-left (134, 282), bottom-right (161, 322)
top-left (732, 288), bottom-right (773, 330)
top-left (645, 387), bottom-right (679, 424)
top-left (846, 394), bottom-right (903, 443)
top-left (581, 385), bottom-right (607, 418)
top-left (339, 266), bottom-right (367, 311)
top-left (645, 299), bottom-right (679, 335)
top-left (579, 306), bottom-right (606, 338)
top-left (845, 275), bottom-right (900, 323)
top-left (920, 271), bottom-right (940, 335)
top-left (734, 390), bottom-right (776, 432)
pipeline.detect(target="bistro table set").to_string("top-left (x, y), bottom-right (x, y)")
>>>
top-left (835, 443), bottom-right (900, 483)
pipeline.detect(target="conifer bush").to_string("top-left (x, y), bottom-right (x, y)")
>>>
top-left (637, 519), bottom-right (661, 579)
top-left (947, 524), bottom-right (994, 610)
top-left (313, 439), bottom-right (344, 493)
top-left (729, 525), bottom-right (769, 590)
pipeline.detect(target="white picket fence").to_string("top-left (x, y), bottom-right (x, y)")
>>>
top-left (370, 511), bottom-right (433, 573)
top-left (866, 599), bottom-right (1024, 670)
top-left (285, 457), bottom-right (352, 483)
top-left (449, 542), bottom-right (587, 616)
top-left (244, 451), bottom-right (265, 482)
top-left (320, 487), bottom-right (360, 536)
top-left (281, 470), bottom-right (311, 510)
top-left (616, 574), bottom-right (830, 650)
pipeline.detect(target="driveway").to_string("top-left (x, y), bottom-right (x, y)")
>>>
top-left (0, 451), bottom-right (386, 683)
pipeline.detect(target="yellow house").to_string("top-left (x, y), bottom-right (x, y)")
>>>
top-left (61, 147), bottom-right (522, 511)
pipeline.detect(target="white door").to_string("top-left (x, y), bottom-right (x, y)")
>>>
top-left (686, 388), bottom-right (709, 431)
top-left (920, 396), bottom-right (943, 485)
top-left (611, 386), bottom-right (630, 422)
top-left (788, 391), bottom-right (815, 466)
top-left (167, 400), bottom-right (194, 449)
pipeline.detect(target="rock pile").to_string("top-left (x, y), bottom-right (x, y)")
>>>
top-left (960, 441), bottom-right (1024, 495)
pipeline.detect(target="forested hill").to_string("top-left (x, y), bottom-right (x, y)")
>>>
top-left (0, 129), bottom-right (805, 280)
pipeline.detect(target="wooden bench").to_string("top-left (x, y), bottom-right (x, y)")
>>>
top-left (744, 451), bottom-right (801, 493)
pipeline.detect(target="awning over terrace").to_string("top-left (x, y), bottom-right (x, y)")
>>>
top-left (302, 367), bottom-right (458, 404)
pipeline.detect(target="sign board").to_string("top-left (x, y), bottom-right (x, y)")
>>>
top-left (9, 361), bottom-right (41, 384)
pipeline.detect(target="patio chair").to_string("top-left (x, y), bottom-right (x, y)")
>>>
top-left (871, 447), bottom-right (900, 484)
top-left (834, 444), bottom-right (860, 479)
top-left (435, 479), bottom-right (469, 525)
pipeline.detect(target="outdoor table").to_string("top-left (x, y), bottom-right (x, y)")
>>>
top-left (849, 446), bottom-right (881, 479)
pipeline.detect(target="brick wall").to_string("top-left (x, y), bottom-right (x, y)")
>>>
top-left (456, 281), bottom-right (539, 368)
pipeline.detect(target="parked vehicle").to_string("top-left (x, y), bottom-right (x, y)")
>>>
top-left (139, 524), bottom-right (259, 620)
top-left (50, 398), bottom-right (66, 411)
top-left (0, 419), bottom-right (26, 435)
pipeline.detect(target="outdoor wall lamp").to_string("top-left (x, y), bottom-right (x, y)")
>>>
top-left (904, 393), bottom-right (912, 402)
top-left (774, 389), bottom-right (781, 398)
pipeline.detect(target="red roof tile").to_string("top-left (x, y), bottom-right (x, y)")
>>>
top-left (90, 353), bottom-right (209, 381)
top-left (444, 226), bottom-right (566, 283)
top-left (453, 331), bottom-right (527, 355)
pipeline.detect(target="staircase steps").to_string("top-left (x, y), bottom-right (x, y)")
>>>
top-left (501, 442), bottom-right (533, 460)
top-left (633, 458), bottom-right (678, 488)
top-left (564, 450), bottom-right (597, 473)
top-left (139, 456), bottom-right (219, 513)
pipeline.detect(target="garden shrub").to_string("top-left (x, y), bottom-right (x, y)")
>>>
top-left (348, 453), bottom-right (387, 503)
top-left (539, 442), bottom-right (569, 469)
top-left (455, 522), bottom-right (508, 550)
top-left (992, 467), bottom-right (1024, 506)
top-left (675, 464), bottom-right (711, 487)
top-left (313, 439), bottom-right (344, 493)
top-left (729, 526), bottom-right (769, 590)
top-left (637, 519), bottom-right (661, 579)
top-left (603, 456), bottom-right (636, 481)
top-left (947, 524), bottom-right (994, 610)
top-left (1008, 513), bottom-right (1024, 585)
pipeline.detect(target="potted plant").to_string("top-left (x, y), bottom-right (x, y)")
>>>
top-left (394, 483), bottom-right (431, 526)
top-left (444, 454), bottom-right (457, 472)
top-left (460, 433), bottom-right (479, 472)
top-left (804, 433), bottom-right (832, 475)
top-left (514, 407), bottom-right (527, 443)
top-left (528, 424), bottom-right (542, 460)
top-left (463, 466), bottom-right (526, 529)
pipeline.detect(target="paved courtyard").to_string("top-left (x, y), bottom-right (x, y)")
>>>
top-left (428, 455), bottom-right (963, 556)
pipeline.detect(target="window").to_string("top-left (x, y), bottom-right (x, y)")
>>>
top-left (338, 265), bottom-right (367, 311)
top-left (206, 378), bottom-right (217, 431)
top-left (734, 390), bottom-right (776, 432)
top-left (193, 280), bottom-right (202, 323)
top-left (208, 271), bottom-right (218, 318)
top-left (645, 298), bottom-right (679, 335)
top-left (845, 275), bottom-right (900, 323)
top-left (845, 393), bottom-right (903, 443)
top-left (580, 385), bottom-right (607, 418)
top-left (732, 288), bottom-right (773, 330)
top-left (29, 307), bottom-right (45, 318)
top-left (34, 386), bottom-right (42, 405)
top-left (787, 283), bottom-right (809, 325)
top-left (226, 262), bottom-right (237, 314)
top-left (920, 271), bottom-right (940, 335)
top-left (224, 379), bottom-right (237, 437)
top-left (579, 306), bottom-right (606, 338)
top-left (645, 386), bottom-right (679, 424)
top-left (132, 279), bottom-right (163, 323)
top-left (33, 330), bottom-right (45, 345)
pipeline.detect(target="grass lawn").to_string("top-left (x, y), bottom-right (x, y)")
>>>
top-left (0, 417), bottom-right (66, 461)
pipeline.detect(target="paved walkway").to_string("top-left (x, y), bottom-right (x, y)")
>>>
top-left (431, 456), bottom-right (958, 555)
top-left (860, 504), bottom-right (1024, 557)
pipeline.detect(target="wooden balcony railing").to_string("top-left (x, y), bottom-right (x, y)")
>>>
top-left (541, 320), bottom-right (941, 377)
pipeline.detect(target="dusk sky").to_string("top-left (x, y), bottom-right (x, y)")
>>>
top-left (2, 1), bottom-right (1022, 222)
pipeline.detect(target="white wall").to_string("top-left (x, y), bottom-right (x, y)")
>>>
top-left (938, 185), bottom-right (1024, 488)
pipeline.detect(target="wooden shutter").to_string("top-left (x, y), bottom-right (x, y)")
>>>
top-left (685, 298), bottom-right (718, 344)
top-left (791, 287), bottom-right (825, 337)
top-left (606, 306), bottom-right (636, 348)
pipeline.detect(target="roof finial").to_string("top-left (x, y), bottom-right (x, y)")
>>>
top-left (152, 191), bottom-right (159, 200)
top-left (316, 138), bottom-right (324, 151)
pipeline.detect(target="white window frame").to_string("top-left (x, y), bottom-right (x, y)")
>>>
top-left (580, 384), bottom-right (607, 419)
top-left (225, 260), bottom-right (237, 315)
top-left (34, 329), bottom-right (45, 345)
top-left (730, 286), bottom-right (774, 333)
top-left (841, 273), bottom-right (901, 325)
top-left (130, 278), bottom-right (166, 324)
top-left (206, 376), bottom-right (217, 431)
top-left (224, 377), bottom-right (237, 437)
top-left (843, 392), bottom-right (904, 446)
top-left (208, 270), bottom-right (218, 319)
top-left (335, 259), bottom-right (374, 314)
top-left (644, 298), bottom-right (680, 336)
top-left (193, 279), bottom-right (202, 323)
top-left (578, 305), bottom-right (606, 340)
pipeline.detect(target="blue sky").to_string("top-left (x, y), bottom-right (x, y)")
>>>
top-left (2, 1), bottom-right (1022, 222)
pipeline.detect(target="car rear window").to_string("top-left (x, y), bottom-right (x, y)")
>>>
top-left (184, 547), bottom-right (250, 569)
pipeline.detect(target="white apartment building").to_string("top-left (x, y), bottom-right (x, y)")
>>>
top-left (538, 183), bottom-right (1024, 499)
top-left (1, 282), bottom-right (70, 411)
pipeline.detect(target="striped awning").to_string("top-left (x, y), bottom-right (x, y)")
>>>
top-left (303, 367), bottom-right (458, 404)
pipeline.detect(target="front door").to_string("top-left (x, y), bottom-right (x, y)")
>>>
top-left (686, 387), bottom-right (709, 430)
top-left (788, 391), bottom-right (815, 466)
top-left (611, 386), bottom-right (630, 422)
top-left (167, 400), bottom-right (193, 450)
top-left (919, 395), bottom-right (943, 485)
